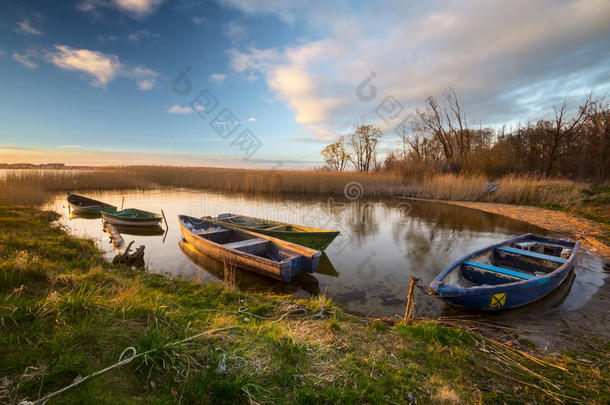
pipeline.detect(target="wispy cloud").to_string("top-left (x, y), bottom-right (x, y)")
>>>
top-left (209, 73), bottom-right (227, 83)
top-left (192, 16), bottom-right (206, 25)
top-left (247, 117), bottom-right (256, 122)
top-left (223, 21), bottom-right (247, 44)
top-left (16, 19), bottom-right (42, 36)
top-left (128, 30), bottom-right (158, 43)
top-left (57, 145), bottom-right (82, 149)
top-left (123, 65), bottom-right (159, 90)
top-left (13, 49), bottom-right (39, 69)
top-left (168, 104), bottom-right (204, 114)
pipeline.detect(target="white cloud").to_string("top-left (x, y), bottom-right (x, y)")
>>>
top-left (78, 0), bottom-right (163, 18)
top-left (228, 1), bottom-right (610, 141)
top-left (44, 45), bottom-right (158, 90)
top-left (223, 21), bottom-right (247, 44)
top-left (16, 19), bottom-right (42, 36)
top-left (209, 73), bottom-right (227, 83)
top-left (46, 45), bottom-right (121, 88)
top-left (192, 16), bottom-right (206, 24)
top-left (248, 117), bottom-right (256, 122)
top-left (128, 30), bottom-right (155, 42)
top-left (218, 0), bottom-right (302, 24)
top-left (168, 104), bottom-right (204, 114)
top-left (13, 49), bottom-right (39, 69)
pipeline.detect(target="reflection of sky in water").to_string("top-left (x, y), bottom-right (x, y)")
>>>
top-left (47, 188), bottom-right (607, 320)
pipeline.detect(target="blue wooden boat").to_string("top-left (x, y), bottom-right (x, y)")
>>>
top-left (429, 234), bottom-right (579, 311)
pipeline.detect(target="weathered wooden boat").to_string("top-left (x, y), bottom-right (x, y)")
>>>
top-left (179, 240), bottom-right (320, 295)
top-left (179, 215), bottom-right (321, 282)
top-left (429, 234), bottom-right (579, 311)
top-left (101, 208), bottom-right (163, 227)
top-left (67, 193), bottom-right (116, 214)
top-left (208, 213), bottom-right (340, 250)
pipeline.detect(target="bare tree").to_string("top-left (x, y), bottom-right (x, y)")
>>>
top-left (347, 123), bottom-right (383, 172)
top-left (321, 136), bottom-right (350, 171)
top-left (415, 88), bottom-right (472, 169)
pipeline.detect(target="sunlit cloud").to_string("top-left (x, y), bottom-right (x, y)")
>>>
top-left (227, 0), bottom-right (610, 141)
top-left (78, 0), bottom-right (164, 19)
top-left (46, 45), bottom-right (121, 88)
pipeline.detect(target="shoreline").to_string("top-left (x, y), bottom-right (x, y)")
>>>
top-left (402, 197), bottom-right (610, 259)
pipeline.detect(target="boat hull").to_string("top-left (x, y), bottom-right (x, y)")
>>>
top-left (430, 234), bottom-right (579, 311)
top-left (67, 193), bottom-right (116, 215)
top-left (211, 214), bottom-right (339, 250)
top-left (179, 216), bottom-right (321, 282)
top-left (101, 209), bottom-right (163, 227)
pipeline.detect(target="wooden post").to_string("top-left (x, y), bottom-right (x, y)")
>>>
top-left (403, 277), bottom-right (416, 323)
top-left (120, 196), bottom-right (125, 210)
top-left (161, 209), bottom-right (169, 230)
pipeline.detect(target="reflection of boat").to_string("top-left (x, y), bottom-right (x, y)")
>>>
top-left (179, 215), bottom-right (321, 282)
top-left (69, 211), bottom-right (102, 220)
top-left (101, 208), bottom-right (163, 227)
top-left (208, 213), bottom-right (339, 250)
top-left (315, 252), bottom-right (339, 277)
top-left (430, 234), bottom-right (579, 311)
top-left (111, 224), bottom-right (165, 236)
top-left (179, 240), bottom-right (320, 295)
top-left (67, 193), bottom-right (116, 215)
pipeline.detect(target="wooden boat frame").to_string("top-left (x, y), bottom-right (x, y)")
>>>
top-left (179, 215), bottom-right (321, 282)
top-left (429, 233), bottom-right (579, 311)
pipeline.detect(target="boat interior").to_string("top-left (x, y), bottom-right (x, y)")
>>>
top-left (216, 214), bottom-right (304, 232)
top-left (183, 217), bottom-right (300, 262)
top-left (445, 239), bottom-right (574, 288)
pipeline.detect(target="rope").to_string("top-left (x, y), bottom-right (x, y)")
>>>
top-left (18, 326), bottom-right (239, 405)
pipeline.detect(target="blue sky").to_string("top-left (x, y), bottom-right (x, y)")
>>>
top-left (1, 0), bottom-right (610, 167)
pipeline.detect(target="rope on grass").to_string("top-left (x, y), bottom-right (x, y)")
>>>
top-left (18, 326), bottom-right (240, 405)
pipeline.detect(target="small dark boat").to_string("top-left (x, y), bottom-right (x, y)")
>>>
top-left (208, 213), bottom-right (340, 250)
top-left (101, 208), bottom-right (163, 227)
top-left (179, 215), bottom-right (321, 282)
top-left (67, 193), bottom-right (116, 214)
top-left (430, 234), bottom-right (579, 311)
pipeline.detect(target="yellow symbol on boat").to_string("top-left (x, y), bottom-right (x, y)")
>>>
top-left (489, 293), bottom-right (507, 308)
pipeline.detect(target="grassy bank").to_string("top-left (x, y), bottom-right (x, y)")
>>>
top-left (0, 205), bottom-right (608, 404)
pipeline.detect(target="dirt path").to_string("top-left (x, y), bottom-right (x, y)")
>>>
top-left (412, 199), bottom-right (610, 258)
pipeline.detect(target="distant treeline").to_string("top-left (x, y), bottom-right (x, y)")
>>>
top-left (322, 90), bottom-right (610, 182)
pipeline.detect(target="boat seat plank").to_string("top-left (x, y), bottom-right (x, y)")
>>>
top-left (497, 246), bottom-right (566, 263)
top-left (463, 260), bottom-right (535, 280)
top-left (223, 238), bottom-right (268, 250)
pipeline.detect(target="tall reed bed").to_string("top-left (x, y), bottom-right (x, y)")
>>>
top-left (0, 166), bottom-right (590, 208)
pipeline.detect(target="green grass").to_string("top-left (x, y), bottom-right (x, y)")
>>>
top-left (0, 205), bottom-right (608, 404)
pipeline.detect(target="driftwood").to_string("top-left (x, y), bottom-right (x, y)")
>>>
top-left (103, 222), bottom-right (145, 268)
top-left (112, 240), bottom-right (145, 268)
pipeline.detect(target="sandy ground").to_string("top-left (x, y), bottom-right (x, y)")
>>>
top-left (417, 199), bottom-right (610, 258)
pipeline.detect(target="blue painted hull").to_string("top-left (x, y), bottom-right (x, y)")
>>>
top-left (430, 234), bottom-right (579, 311)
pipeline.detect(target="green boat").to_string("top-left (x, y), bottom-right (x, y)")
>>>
top-left (208, 213), bottom-right (340, 250)
top-left (101, 208), bottom-right (163, 227)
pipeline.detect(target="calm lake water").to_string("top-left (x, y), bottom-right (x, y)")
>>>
top-left (46, 188), bottom-right (607, 322)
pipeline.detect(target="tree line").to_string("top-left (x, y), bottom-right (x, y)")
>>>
top-left (321, 90), bottom-right (610, 182)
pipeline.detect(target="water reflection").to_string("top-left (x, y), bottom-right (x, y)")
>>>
top-left (45, 188), bottom-right (607, 322)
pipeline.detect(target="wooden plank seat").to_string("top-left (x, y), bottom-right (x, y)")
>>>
top-left (497, 246), bottom-right (566, 264)
top-left (223, 238), bottom-right (268, 250)
top-left (463, 260), bottom-right (535, 280)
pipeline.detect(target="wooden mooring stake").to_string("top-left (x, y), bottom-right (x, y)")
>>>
top-left (403, 276), bottom-right (417, 323)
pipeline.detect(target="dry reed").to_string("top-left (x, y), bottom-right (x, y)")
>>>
top-left (0, 166), bottom-right (590, 208)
